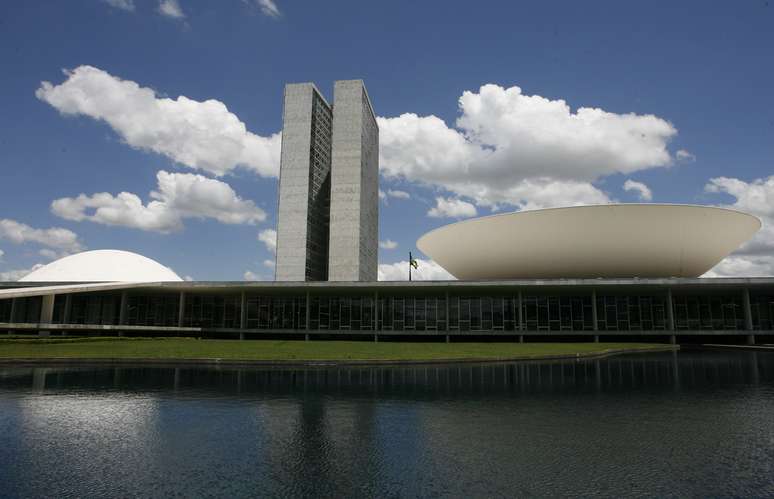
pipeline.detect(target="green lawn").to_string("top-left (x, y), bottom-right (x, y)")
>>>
top-left (0, 337), bottom-right (673, 362)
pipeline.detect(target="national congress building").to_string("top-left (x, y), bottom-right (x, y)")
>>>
top-left (1, 80), bottom-right (773, 345)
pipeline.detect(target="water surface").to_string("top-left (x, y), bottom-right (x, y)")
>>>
top-left (1, 350), bottom-right (774, 498)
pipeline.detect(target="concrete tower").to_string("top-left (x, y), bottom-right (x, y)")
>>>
top-left (275, 83), bottom-right (332, 281)
top-left (328, 80), bottom-right (379, 281)
top-left (274, 80), bottom-right (378, 282)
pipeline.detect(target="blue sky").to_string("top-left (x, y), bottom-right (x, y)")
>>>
top-left (0, 0), bottom-right (772, 280)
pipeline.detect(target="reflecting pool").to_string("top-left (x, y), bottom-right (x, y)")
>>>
top-left (1, 350), bottom-right (774, 498)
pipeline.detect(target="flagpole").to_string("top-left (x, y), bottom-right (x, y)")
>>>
top-left (409, 251), bottom-right (412, 281)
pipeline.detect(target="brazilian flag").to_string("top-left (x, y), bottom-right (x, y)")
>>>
top-left (409, 253), bottom-right (419, 269)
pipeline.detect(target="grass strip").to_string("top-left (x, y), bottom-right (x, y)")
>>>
top-left (0, 337), bottom-right (672, 362)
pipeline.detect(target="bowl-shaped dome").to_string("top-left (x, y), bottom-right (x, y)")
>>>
top-left (416, 204), bottom-right (760, 280)
top-left (20, 249), bottom-right (183, 282)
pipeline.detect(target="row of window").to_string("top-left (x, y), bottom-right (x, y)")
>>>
top-left (2, 292), bottom-right (773, 332)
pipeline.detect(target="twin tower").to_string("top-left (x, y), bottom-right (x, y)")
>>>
top-left (275, 80), bottom-right (379, 282)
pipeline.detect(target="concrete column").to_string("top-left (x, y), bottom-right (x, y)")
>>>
top-left (374, 333), bottom-right (378, 343)
top-left (593, 335), bottom-right (599, 343)
top-left (517, 291), bottom-right (523, 331)
top-left (666, 289), bottom-right (675, 331)
top-left (8, 298), bottom-right (18, 335)
top-left (63, 295), bottom-right (72, 324)
top-left (374, 290), bottom-right (379, 332)
top-left (177, 292), bottom-right (186, 328)
top-left (519, 335), bottom-right (524, 343)
top-left (591, 290), bottom-right (598, 332)
top-left (445, 291), bottom-right (450, 332)
top-left (61, 294), bottom-right (72, 337)
top-left (306, 292), bottom-right (311, 331)
top-left (445, 334), bottom-right (450, 343)
top-left (38, 294), bottom-right (55, 337)
top-left (118, 292), bottom-right (128, 325)
top-left (743, 288), bottom-right (753, 330)
top-left (669, 335), bottom-right (676, 345)
top-left (742, 288), bottom-right (755, 345)
top-left (240, 291), bottom-right (246, 340)
top-left (9, 297), bottom-right (18, 323)
top-left (743, 288), bottom-right (754, 345)
top-left (116, 291), bottom-right (128, 337)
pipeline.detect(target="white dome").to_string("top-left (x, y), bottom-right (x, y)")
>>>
top-left (19, 250), bottom-right (183, 282)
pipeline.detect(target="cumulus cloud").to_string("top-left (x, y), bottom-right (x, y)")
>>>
top-left (0, 264), bottom-right (45, 282)
top-left (387, 189), bottom-right (410, 199)
top-left (263, 259), bottom-right (275, 269)
top-left (0, 249), bottom-right (4, 261)
top-left (379, 188), bottom-right (411, 205)
top-left (379, 239), bottom-right (398, 250)
top-left (378, 84), bottom-right (676, 209)
top-left (102, 0), bottom-right (135, 11)
top-left (258, 228), bottom-right (277, 253)
top-left (378, 259), bottom-right (455, 281)
top-left (36, 66), bottom-right (281, 177)
top-left (51, 170), bottom-right (266, 233)
top-left (244, 268), bottom-right (272, 281)
top-left (676, 149), bottom-right (696, 162)
top-left (157, 0), bottom-right (184, 18)
top-left (0, 219), bottom-right (83, 254)
top-left (256, 0), bottom-right (281, 17)
top-left (704, 176), bottom-right (774, 276)
top-left (623, 179), bottom-right (653, 201)
top-left (427, 197), bottom-right (478, 218)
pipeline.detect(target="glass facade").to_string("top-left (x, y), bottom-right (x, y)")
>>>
top-left (672, 294), bottom-right (744, 330)
top-left (305, 91), bottom-right (333, 281)
top-left (1, 287), bottom-right (773, 334)
top-left (751, 293), bottom-right (774, 330)
top-left (596, 295), bottom-right (667, 331)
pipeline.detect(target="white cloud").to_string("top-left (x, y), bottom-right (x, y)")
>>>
top-left (183, 275), bottom-right (194, 281)
top-left (0, 249), bottom-right (4, 262)
top-left (38, 249), bottom-right (61, 260)
top-left (51, 170), bottom-right (266, 233)
top-left (36, 65), bottom-right (281, 177)
top-left (378, 84), bottom-right (676, 209)
top-left (703, 256), bottom-right (774, 278)
top-left (623, 179), bottom-right (653, 201)
top-left (103, 0), bottom-right (135, 11)
top-left (427, 197), bottom-right (478, 218)
top-left (0, 219), bottom-right (83, 254)
top-left (379, 239), bottom-right (398, 250)
top-left (387, 189), bottom-right (410, 199)
top-left (157, 0), bottom-right (184, 18)
top-left (258, 228), bottom-right (277, 253)
top-left (704, 176), bottom-right (774, 276)
top-left (379, 188), bottom-right (410, 205)
top-left (256, 0), bottom-right (281, 17)
top-left (0, 264), bottom-right (44, 282)
top-left (262, 259), bottom-right (275, 269)
top-left (243, 268), bottom-right (272, 281)
top-left (378, 259), bottom-right (455, 281)
top-left (676, 149), bottom-right (696, 162)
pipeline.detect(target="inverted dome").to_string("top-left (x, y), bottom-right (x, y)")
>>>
top-left (20, 250), bottom-right (183, 282)
top-left (417, 204), bottom-right (761, 280)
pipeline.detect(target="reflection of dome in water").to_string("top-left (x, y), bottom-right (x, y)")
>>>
top-left (417, 204), bottom-right (761, 280)
top-left (19, 250), bottom-right (183, 282)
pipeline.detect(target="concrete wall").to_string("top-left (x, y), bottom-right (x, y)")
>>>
top-left (275, 83), bottom-right (332, 281)
top-left (328, 80), bottom-right (379, 281)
